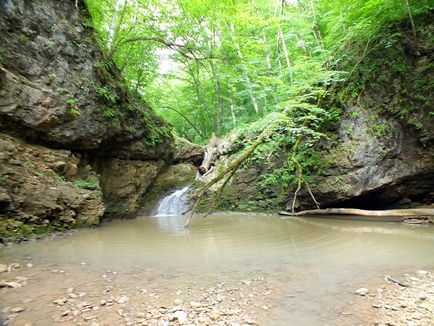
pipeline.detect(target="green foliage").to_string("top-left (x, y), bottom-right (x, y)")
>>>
top-left (48, 73), bottom-right (57, 82)
top-left (58, 87), bottom-right (69, 95)
top-left (18, 33), bottom-right (28, 43)
top-left (0, 174), bottom-right (10, 181)
top-left (66, 98), bottom-right (81, 117)
top-left (66, 98), bottom-right (78, 106)
top-left (102, 107), bottom-right (116, 118)
top-left (371, 122), bottom-right (391, 138)
top-left (95, 84), bottom-right (118, 103)
top-left (84, 0), bottom-right (431, 144)
top-left (74, 175), bottom-right (100, 190)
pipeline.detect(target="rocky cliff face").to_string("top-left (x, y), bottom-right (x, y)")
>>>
top-left (202, 15), bottom-right (434, 212)
top-left (0, 0), bottom-right (170, 152)
top-left (0, 0), bottom-right (175, 241)
top-left (0, 133), bottom-right (105, 241)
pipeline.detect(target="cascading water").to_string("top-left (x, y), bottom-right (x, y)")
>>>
top-left (155, 186), bottom-right (190, 216)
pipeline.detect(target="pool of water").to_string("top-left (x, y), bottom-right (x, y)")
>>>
top-left (1, 213), bottom-right (434, 325)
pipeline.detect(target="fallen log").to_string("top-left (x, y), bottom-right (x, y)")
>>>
top-left (279, 208), bottom-right (434, 218)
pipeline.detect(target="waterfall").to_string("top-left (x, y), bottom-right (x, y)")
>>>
top-left (155, 186), bottom-right (190, 216)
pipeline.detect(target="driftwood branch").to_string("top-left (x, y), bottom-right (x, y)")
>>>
top-left (385, 276), bottom-right (408, 287)
top-left (279, 208), bottom-right (434, 218)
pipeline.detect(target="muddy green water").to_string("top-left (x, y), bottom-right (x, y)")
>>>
top-left (2, 213), bottom-right (434, 325)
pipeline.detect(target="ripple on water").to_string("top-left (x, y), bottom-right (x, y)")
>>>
top-left (1, 213), bottom-right (434, 273)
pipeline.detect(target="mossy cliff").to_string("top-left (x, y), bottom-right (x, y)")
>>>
top-left (0, 0), bottom-right (176, 242)
top-left (198, 13), bottom-right (434, 212)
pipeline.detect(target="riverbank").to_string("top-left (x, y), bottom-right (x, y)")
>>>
top-left (360, 271), bottom-right (434, 326)
top-left (0, 260), bottom-right (280, 325)
top-left (3, 259), bottom-right (433, 325)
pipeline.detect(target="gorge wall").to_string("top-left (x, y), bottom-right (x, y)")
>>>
top-left (200, 14), bottom-right (434, 212)
top-left (0, 0), bottom-right (197, 241)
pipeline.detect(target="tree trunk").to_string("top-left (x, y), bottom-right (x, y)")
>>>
top-left (199, 133), bottom-right (219, 175)
top-left (229, 23), bottom-right (260, 114)
top-left (229, 92), bottom-right (237, 127)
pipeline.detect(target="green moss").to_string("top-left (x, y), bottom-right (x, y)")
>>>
top-left (0, 219), bottom-right (57, 243)
top-left (18, 33), bottom-right (29, 43)
top-left (74, 174), bottom-right (99, 190)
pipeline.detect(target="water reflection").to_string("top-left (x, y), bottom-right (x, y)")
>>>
top-left (152, 214), bottom-right (189, 236)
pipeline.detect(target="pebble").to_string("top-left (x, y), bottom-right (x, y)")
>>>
top-left (115, 295), bottom-right (129, 304)
top-left (84, 315), bottom-right (97, 321)
top-left (174, 299), bottom-right (183, 305)
top-left (355, 288), bottom-right (369, 296)
top-left (210, 310), bottom-right (220, 321)
top-left (173, 310), bottom-right (188, 324)
top-left (1, 281), bottom-right (22, 288)
top-left (0, 264), bottom-right (8, 273)
top-left (53, 298), bottom-right (67, 306)
top-left (9, 263), bottom-right (20, 270)
top-left (190, 301), bottom-right (201, 308)
top-left (11, 307), bottom-right (24, 313)
top-left (416, 270), bottom-right (428, 276)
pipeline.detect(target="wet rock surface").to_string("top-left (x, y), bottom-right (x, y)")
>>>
top-left (140, 163), bottom-right (198, 213)
top-left (96, 159), bottom-right (165, 217)
top-left (172, 137), bottom-right (204, 164)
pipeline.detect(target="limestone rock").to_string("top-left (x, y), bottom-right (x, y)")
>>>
top-left (173, 311), bottom-right (188, 324)
top-left (0, 133), bottom-right (105, 242)
top-left (173, 137), bottom-right (204, 163)
top-left (0, 0), bottom-right (171, 153)
top-left (97, 158), bottom-right (165, 217)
